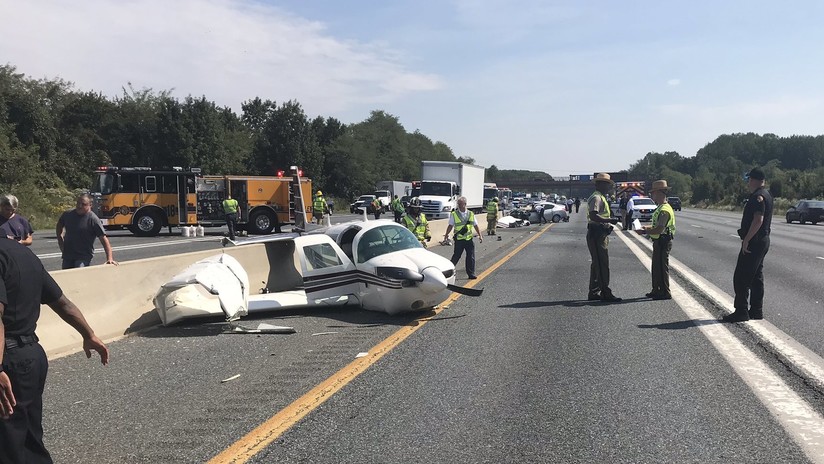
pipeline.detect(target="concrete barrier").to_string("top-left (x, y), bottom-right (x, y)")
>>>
top-left (38, 243), bottom-right (271, 358)
top-left (39, 214), bottom-right (491, 358)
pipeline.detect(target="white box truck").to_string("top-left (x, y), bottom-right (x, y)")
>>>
top-left (419, 161), bottom-right (485, 219)
top-left (374, 180), bottom-right (412, 208)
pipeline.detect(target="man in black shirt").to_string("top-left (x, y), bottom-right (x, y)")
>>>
top-left (723, 167), bottom-right (773, 322)
top-left (0, 239), bottom-right (109, 463)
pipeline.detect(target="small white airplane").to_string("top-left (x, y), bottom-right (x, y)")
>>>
top-left (153, 220), bottom-right (483, 326)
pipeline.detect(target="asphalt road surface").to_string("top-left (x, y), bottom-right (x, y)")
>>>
top-left (37, 208), bottom-right (824, 463)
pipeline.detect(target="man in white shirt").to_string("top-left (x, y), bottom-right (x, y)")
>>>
top-left (624, 195), bottom-right (636, 230)
top-left (443, 197), bottom-right (483, 279)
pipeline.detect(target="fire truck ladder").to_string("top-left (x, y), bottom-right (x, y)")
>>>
top-left (289, 166), bottom-right (308, 230)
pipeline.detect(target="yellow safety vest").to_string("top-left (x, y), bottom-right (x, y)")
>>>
top-left (650, 203), bottom-right (676, 239)
top-left (587, 191), bottom-right (610, 223)
top-left (403, 213), bottom-right (429, 241)
top-left (313, 196), bottom-right (326, 211)
top-left (222, 198), bottom-right (238, 214)
top-left (451, 210), bottom-right (475, 241)
top-left (486, 201), bottom-right (499, 218)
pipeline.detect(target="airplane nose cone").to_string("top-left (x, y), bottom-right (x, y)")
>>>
top-left (419, 267), bottom-right (448, 294)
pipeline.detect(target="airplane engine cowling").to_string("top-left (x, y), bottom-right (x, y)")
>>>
top-left (418, 266), bottom-right (448, 294)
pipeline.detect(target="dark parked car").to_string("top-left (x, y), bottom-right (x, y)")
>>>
top-left (667, 196), bottom-right (682, 211)
top-left (350, 195), bottom-right (376, 213)
top-left (786, 200), bottom-right (824, 224)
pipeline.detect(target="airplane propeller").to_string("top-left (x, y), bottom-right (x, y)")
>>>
top-left (375, 266), bottom-right (483, 297)
top-left (446, 284), bottom-right (484, 297)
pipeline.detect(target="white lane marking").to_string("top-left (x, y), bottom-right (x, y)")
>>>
top-left (729, 234), bottom-right (739, 238)
top-left (616, 232), bottom-right (824, 462)
top-left (817, 257), bottom-right (824, 261)
top-left (628, 233), bottom-right (824, 392)
top-left (36, 236), bottom-right (220, 259)
top-left (691, 224), bottom-right (703, 228)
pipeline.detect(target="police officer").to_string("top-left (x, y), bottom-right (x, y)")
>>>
top-left (222, 193), bottom-right (239, 240)
top-left (724, 167), bottom-right (772, 322)
top-left (391, 195), bottom-right (404, 223)
top-left (313, 190), bottom-right (328, 225)
top-left (486, 197), bottom-right (499, 235)
top-left (1, 238), bottom-right (109, 463)
top-left (636, 180), bottom-right (675, 300)
top-left (587, 173), bottom-right (622, 302)
top-left (443, 197), bottom-right (483, 279)
top-left (403, 198), bottom-right (431, 247)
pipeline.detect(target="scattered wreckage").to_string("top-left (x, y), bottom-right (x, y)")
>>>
top-left (153, 220), bottom-right (483, 327)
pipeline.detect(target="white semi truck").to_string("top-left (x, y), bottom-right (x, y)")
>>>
top-left (418, 161), bottom-right (486, 219)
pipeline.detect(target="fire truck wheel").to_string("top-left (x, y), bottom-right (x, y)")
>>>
top-left (248, 209), bottom-right (277, 235)
top-left (131, 210), bottom-right (163, 236)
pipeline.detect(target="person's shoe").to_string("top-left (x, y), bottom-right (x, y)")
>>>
top-left (721, 310), bottom-right (750, 323)
top-left (587, 293), bottom-right (602, 301)
top-left (645, 291), bottom-right (656, 298)
top-left (749, 309), bottom-right (764, 320)
top-left (601, 294), bottom-right (623, 302)
top-left (652, 294), bottom-right (672, 300)
top-left (468, 275), bottom-right (478, 280)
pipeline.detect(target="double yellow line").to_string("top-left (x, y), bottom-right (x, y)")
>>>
top-left (209, 224), bottom-right (553, 463)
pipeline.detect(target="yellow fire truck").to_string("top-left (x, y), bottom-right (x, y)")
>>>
top-left (89, 166), bottom-right (313, 236)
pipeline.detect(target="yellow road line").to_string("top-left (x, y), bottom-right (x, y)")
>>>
top-left (208, 224), bottom-right (553, 464)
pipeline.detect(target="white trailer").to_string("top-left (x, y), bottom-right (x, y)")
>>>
top-left (374, 180), bottom-right (412, 207)
top-left (419, 161), bottom-right (486, 219)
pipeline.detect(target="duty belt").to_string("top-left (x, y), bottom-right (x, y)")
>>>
top-left (4, 334), bottom-right (39, 350)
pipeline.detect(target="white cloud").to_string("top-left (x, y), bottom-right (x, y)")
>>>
top-left (0, 0), bottom-right (442, 115)
top-left (667, 78), bottom-right (681, 86)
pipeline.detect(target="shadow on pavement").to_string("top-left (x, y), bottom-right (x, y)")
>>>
top-left (637, 318), bottom-right (718, 330)
top-left (500, 296), bottom-right (649, 309)
top-left (135, 305), bottom-right (430, 339)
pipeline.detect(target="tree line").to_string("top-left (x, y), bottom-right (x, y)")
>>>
top-left (624, 133), bottom-right (824, 208)
top-left (3, 64), bottom-right (824, 227)
top-left (0, 64), bottom-right (461, 227)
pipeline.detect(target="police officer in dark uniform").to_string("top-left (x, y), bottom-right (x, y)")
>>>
top-left (723, 167), bottom-right (772, 322)
top-left (1, 239), bottom-right (109, 463)
top-left (587, 173), bottom-right (622, 302)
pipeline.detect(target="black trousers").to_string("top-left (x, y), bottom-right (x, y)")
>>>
top-left (450, 239), bottom-right (476, 277)
top-left (586, 228), bottom-right (613, 296)
top-left (0, 342), bottom-right (52, 464)
top-left (651, 236), bottom-right (672, 296)
top-left (733, 236), bottom-right (770, 312)
top-left (394, 211), bottom-right (403, 223)
top-left (225, 213), bottom-right (238, 240)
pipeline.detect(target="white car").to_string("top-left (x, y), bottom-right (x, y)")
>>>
top-left (630, 197), bottom-right (657, 222)
top-left (530, 201), bottom-right (568, 223)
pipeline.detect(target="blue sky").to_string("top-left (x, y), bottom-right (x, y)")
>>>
top-left (2, 0), bottom-right (823, 176)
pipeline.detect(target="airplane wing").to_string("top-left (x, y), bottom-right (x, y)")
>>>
top-left (222, 232), bottom-right (301, 247)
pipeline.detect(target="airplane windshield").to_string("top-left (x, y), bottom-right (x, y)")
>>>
top-left (356, 225), bottom-right (423, 263)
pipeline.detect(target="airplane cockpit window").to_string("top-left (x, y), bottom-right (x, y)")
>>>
top-left (304, 243), bottom-right (344, 271)
top-left (356, 225), bottom-right (422, 263)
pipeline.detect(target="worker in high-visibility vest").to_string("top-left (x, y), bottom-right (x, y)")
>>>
top-left (222, 193), bottom-right (239, 240)
top-left (402, 198), bottom-right (431, 247)
top-left (371, 197), bottom-right (382, 220)
top-left (486, 197), bottom-right (499, 235)
top-left (391, 195), bottom-right (405, 223)
top-left (443, 197), bottom-right (483, 279)
top-left (313, 190), bottom-right (328, 224)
